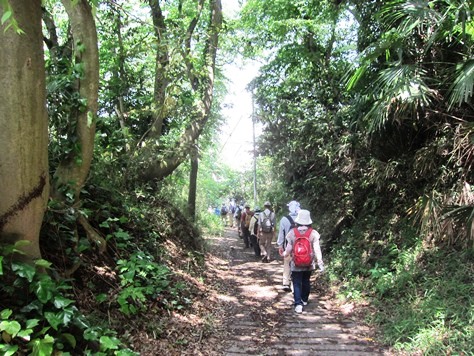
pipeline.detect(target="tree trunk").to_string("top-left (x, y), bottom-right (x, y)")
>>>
top-left (53, 0), bottom-right (99, 201)
top-left (148, 0), bottom-right (170, 139)
top-left (0, 0), bottom-right (49, 261)
top-left (141, 0), bottom-right (222, 181)
top-left (187, 145), bottom-right (199, 221)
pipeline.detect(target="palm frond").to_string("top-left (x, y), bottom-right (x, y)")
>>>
top-left (442, 204), bottom-right (474, 246)
top-left (364, 63), bottom-right (435, 132)
top-left (448, 58), bottom-right (474, 108)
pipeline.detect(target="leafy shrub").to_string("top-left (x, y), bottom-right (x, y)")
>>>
top-left (328, 222), bottom-right (474, 354)
top-left (0, 241), bottom-right (137, 355)
top-left (115, 252), bottom-right (170, 315)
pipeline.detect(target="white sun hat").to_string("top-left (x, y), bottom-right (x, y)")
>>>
top-left (287, 200), bottom-right (300, 214)
top-left (294, 209), bottom-right (312, 225)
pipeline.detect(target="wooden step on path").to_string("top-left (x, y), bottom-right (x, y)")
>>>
top-left (219, 228), bottom-right (388, 356)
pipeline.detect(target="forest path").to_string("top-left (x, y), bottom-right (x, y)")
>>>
top-left (205, 227), bottom-right (390, 356)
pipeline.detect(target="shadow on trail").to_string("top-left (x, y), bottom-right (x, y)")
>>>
top-left (205, 227), bottom-right (389, 355)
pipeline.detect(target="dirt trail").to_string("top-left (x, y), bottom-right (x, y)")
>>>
top-left (205, 227), bottom-right (389, 356)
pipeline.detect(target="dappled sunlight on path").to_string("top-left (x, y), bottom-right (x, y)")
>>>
top-left (205, 227), bottom-right (389, 355)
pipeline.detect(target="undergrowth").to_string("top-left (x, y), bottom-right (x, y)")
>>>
top-left (1, 179), bottom-right (219, 355)
top-left (327, 220), bottom-right (474, 355)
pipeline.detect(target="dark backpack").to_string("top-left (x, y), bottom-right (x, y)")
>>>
top-left (283, 215), bottom-right (296, 248)
top-left (234, 207), bottom-right (242, 220)
top-left (286, 215), bottom-right (296, 232)
top-left (292, 228), bottom-right (313, 268)
top-left (220, 206), bottom-right (228, 215)
top-left (261, 211), bottom-right (273, 232)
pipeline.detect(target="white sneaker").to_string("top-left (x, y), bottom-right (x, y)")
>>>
top-left (295, 305), bottom-right (303, 313)
top-left (302, 301), bottom-right (308, 306)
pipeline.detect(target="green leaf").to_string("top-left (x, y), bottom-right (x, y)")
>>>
top-left (44, 311), bottom-right (62, 330)
top-left (0, 309), bottom-right (12, 319)
top-left (0, 320), bottom-right (21, 337)
top-left (17, 328), bottom-right (33, 338)
top-left (26, 319), bottom-right (40, 329)
top-left (83, 327), bottom-right (100, 341)
top-left (53, 296), bottom-right (74, 309)
top-left (1, 10), bottom-right (12, 25)
top-left (99, 335), bottom-right (121, 350)
top-left (0, 256), bottom-right (3, 275)
top-left (99, 221), bottom-right (110, 228)
top-left (76, 41), bottom-right (86, 53)
top-left (44, 308), bottom-right (75, 330)
top-left (21, 300), bottom-right (43, 314)
top-left (29, 334), bottom-right (54, 356)
top-left (87, 111), bottom-right (94, 128)
top-left (0, 344), bottom-right (18, 356)
top-left (14, 240), bottom-right (31, 249)
top-left (95, 293), bottom-right (108, 303)
top-left (33, 278), bottom-right (55, 303)
top-left (11, 262), bottom-right (36, 282)
top-left (35, 259), bottom-right (52, 269)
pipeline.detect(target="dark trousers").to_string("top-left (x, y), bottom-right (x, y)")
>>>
top-left (249, 234), bottom-right (261, 256)
top-left (291, 270), bottom-right (312, 306)
top-left (242, 226), bottom-right (250, 247)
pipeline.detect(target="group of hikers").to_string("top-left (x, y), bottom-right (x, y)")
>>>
top-left (217, 199), bottom-right (325, 314)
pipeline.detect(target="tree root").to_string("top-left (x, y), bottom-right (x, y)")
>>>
top-left (77, 214), bottom-right (107, 254)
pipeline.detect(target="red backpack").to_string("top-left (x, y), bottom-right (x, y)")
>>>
top-left (292, 228), bottom-right (313, 267)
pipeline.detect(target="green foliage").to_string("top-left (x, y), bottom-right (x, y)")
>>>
top-left (0, 241), bottom-right (136, 355)
top-left (0, 0), bottom-right (24, 34)
top-left (328, 222), bottom-right (474, 354)
top-left (115, 252), bottom-right (170, 315)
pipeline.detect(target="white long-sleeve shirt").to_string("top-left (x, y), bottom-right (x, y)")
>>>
top-left (283, 226), bottom-right (324, 272)
top-left (277, 213), bottom-right (297, 247)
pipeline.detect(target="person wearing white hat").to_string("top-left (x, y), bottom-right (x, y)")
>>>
top-left (282, 209), bottom-right (324, 313)
top-left (258, 201), bottom-right (276, 262)
top-left (277, 200), bottom-right (301, 291)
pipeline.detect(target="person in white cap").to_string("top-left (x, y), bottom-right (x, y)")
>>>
top-left (282, 209), bottom-right (324, 313)
top-left (258, 201), bottom-right (276, 262)
top-left (277, 200), bottom-right (300, 291)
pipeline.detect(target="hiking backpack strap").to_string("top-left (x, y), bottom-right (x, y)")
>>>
top-left (293, 227), bottom-right (313, 238)
top-left (282, 215), bottom-right (295, 248)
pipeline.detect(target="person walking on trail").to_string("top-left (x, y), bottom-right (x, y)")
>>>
top-left (220, 203), bottom-right (228, 226)
top-left (234, 205), bottom-right (243, 235)
top-left (258, 201), bottom-right (276, 263)
top-left (281, 209), bottom-right (324, 314)
top-left (240, 204), bottom-right (252, 248)
top-left (248, 206), bottom-right (262, 257)
top-left (229, 199), bottom-right (236, 227)
top-left (277, 200), bottom-right (300, 292)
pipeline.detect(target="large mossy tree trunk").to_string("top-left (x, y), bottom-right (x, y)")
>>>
top-left (53, 0), bottom-right (99, 202)
top-left (0, 0), bottom-right (50, 261)
top-left (52, 0), bottom-right (105, 253)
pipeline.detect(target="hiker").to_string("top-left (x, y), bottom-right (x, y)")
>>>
top-left (277, 200), bottom-right (300, 292)
top-left (248, 206), bottom-right (262, 257)
top-left (240, 204), bottom-right (252, 248)
top-left (282, 209), bottom-right (324, 313)
top-left (220, 203), bottom-right (229, 226)
top-left (234, 205), bottom-right (243, 235)
top-left (258, 201), bottom-right (276, 262)
top-left (229, 199), bottom-right (236, 227)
